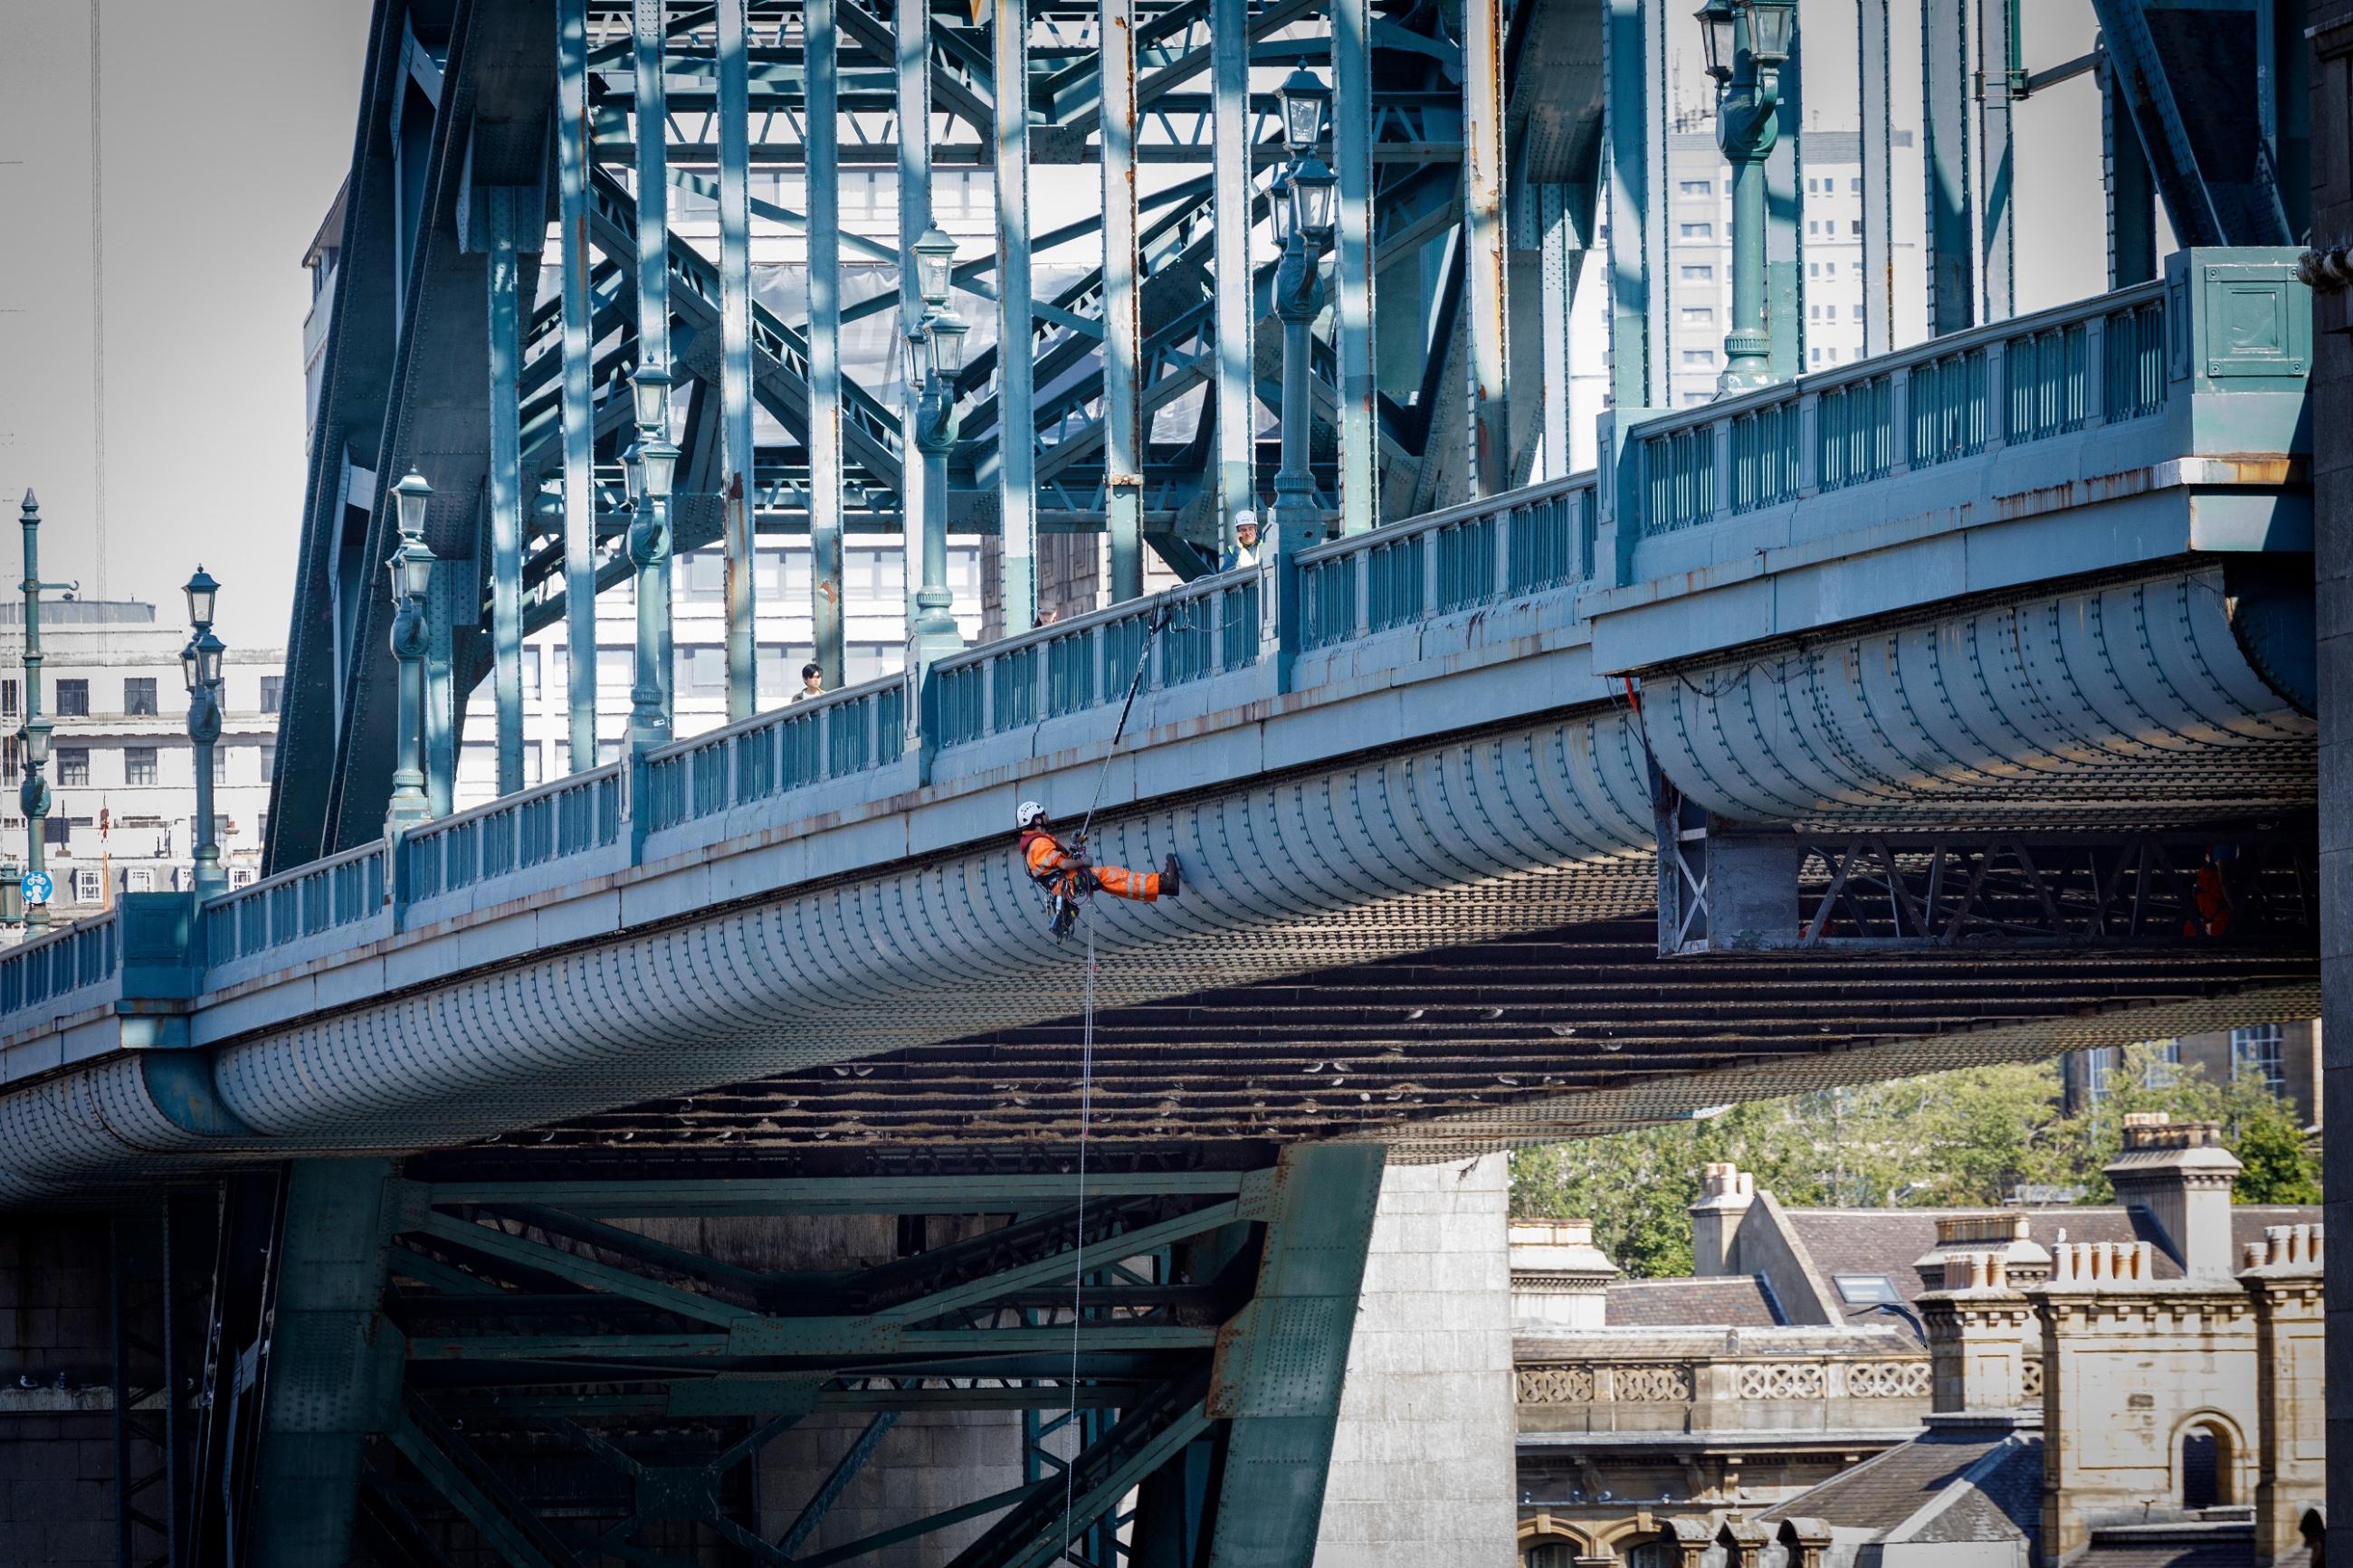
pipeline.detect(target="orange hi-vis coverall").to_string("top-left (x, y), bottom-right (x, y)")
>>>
top-left (1021, 830), bottom-right (1163, 902)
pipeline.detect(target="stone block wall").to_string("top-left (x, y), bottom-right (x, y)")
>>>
top-left (0, 1217), bottom-right (130, 1568)
top-left (1315, 1153), bottom-right (1519, 1568)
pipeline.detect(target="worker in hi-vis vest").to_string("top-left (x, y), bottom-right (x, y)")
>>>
top-left (1015, 800), bottom-right (1181, 938)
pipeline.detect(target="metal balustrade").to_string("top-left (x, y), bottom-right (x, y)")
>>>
top-left (1294, 474), bottom-right (1600, 647)
top-left (641, 674), bottom-right (910, 834)
top-left (205, 841), bottom-right (386, 968)
top-left (1628, 278), bottom-right (2176, 540)
top-left (0, 913), bottom-right (117, 1018)
top-left (401, 764), bottom-right (624, 902)
top-left (925, 568), bottom-right (1261, 751)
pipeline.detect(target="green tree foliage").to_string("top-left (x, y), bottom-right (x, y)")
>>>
top-left (1510, 1048), bottom-right (2320, 1277)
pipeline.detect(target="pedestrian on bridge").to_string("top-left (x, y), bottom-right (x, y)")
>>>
top-left (1015, 801), bottom-right (1180, 938)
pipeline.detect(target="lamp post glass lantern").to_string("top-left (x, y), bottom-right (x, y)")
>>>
top-left (1277, 65), bottom-right (1332, 153)
top-left (914, 225), bottom-right (957, 309)
top-left (1695, 0), bottom-right (1735, 80)
top-left (629, 364), bottom-right (672, 432)
top-left (1289, 157), bottom-right (1338, 243)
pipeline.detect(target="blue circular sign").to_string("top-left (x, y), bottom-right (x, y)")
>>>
top-left (21, 870), bottom-right (52, 906)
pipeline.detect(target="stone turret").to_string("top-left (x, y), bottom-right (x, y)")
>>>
top-left (2242, 1224), bottom-right (2325, 1566)
top-left (1508, 1218), bottom-right (1621, 1330)
top-left (1916, 1250), bottom-right (2035, 1418)
top-left (1691, 1164), bottom-right (1754, 1278)
top-left (2103, 1114), bottom-right (2242, 1280)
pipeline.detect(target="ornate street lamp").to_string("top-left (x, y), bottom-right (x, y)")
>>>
top-left (625, 365), bottom-right (678, 752)
top-left (385, 470), bottom-right (436, 832)
top-left (182, 572), bottom-right (229, 899)
top-left (1702, 0), bottom-right (1796, 392)
top-left (15, 491), bottom-right (71, 931)
top-left (909, 304), bottom-right (967, 673)
top-left (913, 223), bottom-right (958, 310)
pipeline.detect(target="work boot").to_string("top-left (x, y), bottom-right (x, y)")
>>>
top-left (1161, 854), bottom-right (1183, 898)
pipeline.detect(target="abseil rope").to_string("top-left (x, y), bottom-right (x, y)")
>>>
top-left (1061, 908), bottom-right (1098, 1558)
top-left (1074, 601), bottom-right (1167, 852)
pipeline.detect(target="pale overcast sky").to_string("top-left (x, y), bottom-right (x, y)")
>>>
top-left (0, 0), bottom-right (2120, 651)
top-left (0, 0), bottom-right (368, 651)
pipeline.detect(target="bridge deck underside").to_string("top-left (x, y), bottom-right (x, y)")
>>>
top-left (504, 914), bottom-right (2318, 1162)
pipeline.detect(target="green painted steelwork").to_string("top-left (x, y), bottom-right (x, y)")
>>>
top-left (1201, 1144), bottom-right (1385, 1566)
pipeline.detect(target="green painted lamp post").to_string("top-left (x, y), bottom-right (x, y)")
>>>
top-left (625, 365), bottom-right (680, 753)
top-left (181, 567), bottom-right (229, 901)
top-left (16, 490), bottom-right (71, 933)
top-left (386, 470), bottom-right (437, 832)
top-left (1700, 0), bottom-right (1796, 394)
top-left (909, 225), bottom-right (967, 674)
top-left (1269, 69), bottom-right (1337, 686)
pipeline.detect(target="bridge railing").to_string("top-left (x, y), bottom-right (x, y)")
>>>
top-left (1291, 472), bottom-right (1600, 648)
top-left (639, 672), bottom-right (911, 838)
top-left (924, 567), bottom-right (1262, 755)
top-left (205, 839), bottom-right (388, 979)
top-left (396, 761), bottom-right (627, 922)
top-left (1624, 277), bottom-right (2172, 544)
top-left (0, 912), bottom-right (119, 1025)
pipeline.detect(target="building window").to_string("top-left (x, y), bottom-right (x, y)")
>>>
top-left (261, 743), bottom-right (277, 777)
top-left (229, 867), bottom-right (256, 889)
top-left (1, 737), bottom-right (16, 784)
top-left (125, 746), bottom-right (158, 786)
top-left (1681, 349), bottom-right (1714, 366)
top-left (260, 674), bottom-right (283, 714)
top-left (2143, 1038), bottom-right (2181, 1088)
top-left (2232, 1025), bottom-right (2287, 1094)
top-left (1678, 264), bottom-right (1713, 281)
top-left (57, 747), bottom-right (90, 786)
top-left (212, 748), bottom-right (226, 786)
top-left (127, 869), bottom-right (153, 894)
top-left (683, 550), bottom-right (727, 604)
top-left (1680, 306), bottom-right (1714, 324)
top-left (459, 743), bottom-right (495, 787)
top-left (2085, 1045), bottom-right (2119, 1102)
top-left (55, 679), bottom-right (90, 717)
top-left (1850, 176), bottom-right (1863, 193)
top-left (73, 868), bottom-right (100, 904)
top-left (522, 646), bottom-right (541, 699)
top-left (1834, 1273), bottom-right (1901, 1306)
top-left (522, 740), bottom-right (543, 788)
top-left (1679, 222), bottom-right (1713, 239)
top-left (597, 647), bottom-right (634, 691)
top-left (123, 678), bottom-right (157, 717)
top-left (2181, 1425), bottom-right (2227, 1509)
top-left (1678, 178), bottom-right (1711, 196)
top-left (1851, 220), bottom-right (1863, 234)
top-left (684, 645), bottom-right (727, 696)
top-left (846, 548), bottom-right (907, 599)
top-left (1625, 1543), bottom-right (1675, 1568)
top-left (1, 679), bottom-right (16, 717)
top-left (1522, 1545), bottom-right (1577, 1568)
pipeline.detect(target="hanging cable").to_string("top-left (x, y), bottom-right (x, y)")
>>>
top-left (1060, 906), bottom-right (1098, 1559)
top-left (1075, 600), bottom-right (1167, 851)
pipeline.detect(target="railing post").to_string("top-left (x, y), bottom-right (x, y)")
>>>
top-left (624, 749), bottom-right (650, 866)
top-left (1710, 418), bottom-right (1735, 523)
top-left (1981, 338), bottom-right (2009, 456)
top-left (2082, 313), bottom-right (2110, 430)
top-left (1886, 372), bottom-right (1913, 476)
top-left (1796, 392), bottom-right (1822, 499)
top-left (1493, 499), bottom-right (1512, 597)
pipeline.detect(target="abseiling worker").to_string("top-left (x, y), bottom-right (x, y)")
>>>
top-left (1016, 800), bottom-right (1181, 936)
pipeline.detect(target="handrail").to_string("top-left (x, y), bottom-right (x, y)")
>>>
top-left (924, 566), bottom-right (1263, 751)
top-left (640, 670), bottom-right (911, 835)
top-left (0, 909), bottom-right (119, 1017)
top-left (203, 837), bottom-right (387, 969)
top-left (400, 758), bottom-right (627, 905)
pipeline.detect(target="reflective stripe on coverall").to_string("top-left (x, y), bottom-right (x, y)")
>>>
top-left (1021, 830), bottom-right (1162, 902)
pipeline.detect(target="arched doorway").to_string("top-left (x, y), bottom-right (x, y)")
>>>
top-left (2180, 1422), bottom-right (2234, 1510)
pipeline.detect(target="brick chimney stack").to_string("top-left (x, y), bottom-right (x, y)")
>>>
top-left (2102, 1114), bottom-right (2242, 1280)
top-left (1690, 1164), bottom-right (1754, 1278)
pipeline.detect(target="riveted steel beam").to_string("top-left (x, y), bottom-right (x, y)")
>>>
top-left (1921, 0), bottom-right (1975, 334)
top-left (895, 0), bottom-right (930, 628)
top-left (806, 0), bottom-right (847, 687)
top-left (1334, 0), bottom-right (1376, 534)
top-left (996, 0), bottom-right (1038, 632)
top-left (484, 187), bottom-right (529, 798)
top-left (1201, 1144), bottom-right (1384, 1568)
top-left (557, 0), bottom-right (602, 771)
top-left (1463, 0), bottom-right (1510, 498)
top-left (719, 0), bottom-right (757, 721)
top-left (1102, 0), bottom-right (1146, 602)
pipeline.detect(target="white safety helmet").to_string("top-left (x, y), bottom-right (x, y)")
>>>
top-left (1015, 800), bottom-right (1048, 830)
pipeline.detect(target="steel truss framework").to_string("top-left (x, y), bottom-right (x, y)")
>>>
top-left (198, 1145), bottom-right (1385, 1568)
top-left (273, 0), bottom-right (1609, 867)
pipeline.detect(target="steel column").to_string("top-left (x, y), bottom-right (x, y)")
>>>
top-left (485, 188), bottom-right (526, 797)
top-left (1211, 0), bottom-right (1254, 544)
top-left (1334, 0), bottom-right (1376, 533)
top-left (1201, 1144), bottom-right (1386, 1567)
top-left (807, 0), bottom-right (846, 687)
top-left (1920, 0), bottom-right (1975, 334)
top-left (248, 1161), bottom-right (401, 1568)
top-left (1857, 0), bottom-right (1893, 355)
top-left (996, 0), bottom-right (1038, 632)
top-left (1101, 0), bottom-right (1145, 599)
top-left (1765, 24), bottom-right (1802, 383)
top-left (1463, 0), bottom-right (1509, 498)
top-left (1538, 184), bottom-right (1586, 480)
top-left (424, 559), bottom-right (457, 817)
top-left (1604, 0), bottom-right (1660, 412)
top-left (557, 0), bottom-right (599, 769)
top-left (1978, 0), bottom-right (2016, 320)
top-left (633, 0), bottom-right (675, 750)
top-left (897, 0), bottom-right (932, 629)
top-left (719, 0), bottom-right (757, 720)
top-left (2103, 57), bottom-right (2158, 287)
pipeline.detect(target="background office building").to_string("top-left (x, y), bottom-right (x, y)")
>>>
top-left (0, 599), bottom-right (285, 924)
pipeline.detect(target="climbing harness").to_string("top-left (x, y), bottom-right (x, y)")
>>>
top-left (1029, 600), bottom-right (1171, 943)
